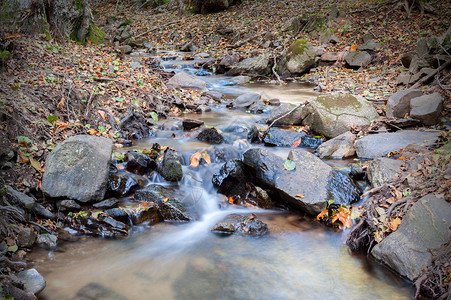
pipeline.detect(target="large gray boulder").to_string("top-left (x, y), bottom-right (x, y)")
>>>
top-left (317, 131), bottom-right (356, 159)
top-left (410, 93), bottom-right (444, 125)
top-left (301, 93), bottom-right (379, 138)
top-left (354, 130), bottom-right (440, 159)
top-left (344, 51), bottom-right (372, 67)
top-left (367, 158), bottom-right (404, 188)
top-left (385, 89), bottom-right (422, 118)
top-left (42, 135), bottom-right (112, 202)
top-left (279, 40), bottom-right (316, 75)
top-left (242, 148), bottom-right (360, 215)
top-left (371, 194), bottom-right (451, 281)
top-left (166, 72), bottom-right (207, 92)
top-left (227, 54), bottom-right (271, 76)
top-left (265, 103), bottom-right (303, 126)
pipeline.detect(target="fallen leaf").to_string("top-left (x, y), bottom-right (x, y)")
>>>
top-left (390, 217), bottom-right (402, 231)
top-left (316, 209), bottom-right (328, 220)
top-left (190, 152), bottom-right (202, 167)
top-left (57, 97), bottom-right (65, 111)
top-left (294, 194), bottom-right (304, 198)
top-left (291, 138), bottom-right (302, 148)
top-left (29, 157), bottom-right (43, 173)
top-left (18, 151), bottom-right (29, 163)
top-left (98, 110), bottom-right (106, 120)
top-left (284, 159), bottom-right (296, 171)
top-left (228, 196), bottom-right (234, 204)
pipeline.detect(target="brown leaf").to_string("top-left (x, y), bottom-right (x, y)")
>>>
top-left (57, 98), bottom-right (66, 111)
top-left (390, 217), bottom-right (402, 231)
top-left (316, 209), bottom-right (328, 220)
top-left (18, 151), bottom-right (29, 164)
top-left (98, 110), bottom-right (106, 120)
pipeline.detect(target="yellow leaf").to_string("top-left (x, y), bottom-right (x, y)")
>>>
top-left (88, 128), bottom-right (97, 135)
top-left (163, 197), bottom-right (170, 202)
top-left (294, 194), bottom-right (304, 198)
top-left (29, 156), bottom-right (43, 173)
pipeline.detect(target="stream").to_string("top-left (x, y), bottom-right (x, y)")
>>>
top-left (32, 52), bottom-right (414, 299)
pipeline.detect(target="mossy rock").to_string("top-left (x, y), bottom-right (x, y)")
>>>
top-left (87, 24), bottom-right (105, 44)
top-left (280, 39), bottom-right (316, 75)
top-left (0, 50), bottom-right (11, 60)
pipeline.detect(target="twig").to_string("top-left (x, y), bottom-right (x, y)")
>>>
top-left (387, 197), bottom-right (409, 217)
top-left (84, 91), bottom-right (95, 117)
top-left (28, 221), bottom-right (56, 235)
top-left (411, 59), bottom-right (451, 89)
top-left (263, 101), bottom-right (309, 139)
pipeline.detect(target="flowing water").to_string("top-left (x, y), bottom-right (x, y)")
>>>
top-left (32, 53), bottom-right (414, 299)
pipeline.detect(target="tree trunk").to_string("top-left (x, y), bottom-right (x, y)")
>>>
top-left (0, 0), bottom-right (104, 44)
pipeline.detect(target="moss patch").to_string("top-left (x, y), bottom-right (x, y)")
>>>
top-left (316, 94), bottom-right (362, 109)
top-left (0, 50), bottom-right (11, 59)
top-left (87, 24), bottom-right (105, 44)
top-left (287, 39), bottom-right (309, 57)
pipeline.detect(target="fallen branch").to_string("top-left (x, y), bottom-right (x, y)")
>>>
top-left (411, 59), bottom-right (451, 89)
top-left (272, 56), bottom-right (282, 85)
top-left (262, 101), bottom-right (309, 139)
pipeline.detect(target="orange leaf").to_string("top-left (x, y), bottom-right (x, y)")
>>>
top-left (335, 210), bottom-right (352, 228)
top-left (5, 34), bottom-right (20, 39)
top-left (57, 97), bottom-right (66, 111)
top-left (190, 152), bottom-right (202, 167)
top-left (201, 151), bottom-right (211, 164)
top-left (294, 194), bottom-right (304, 198)
top-left (291, 138), bottom-right (302, 148)
top-left (88, 128), bottom-right (97, 135)
top-left (350, 44), bottom-right (357, 51)
top-left (390, 217), bottom-right (402, 231)
top-left (163, 197), bottom-right (169, 202)
top-left (228, 197), bottom-right (234, 204)
top-left (316, 209), bottom-right (328, 220)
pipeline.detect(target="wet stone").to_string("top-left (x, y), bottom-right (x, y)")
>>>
top-left (32, 203), bottom-right (55, 220)
top-left (197, 128), bottom-right (225, 144)
top-left (104, 208), bottom-right (129, 221)
top-left (108, 173), bottom-right (139, 196)
top-left (182, 119), bottom-right (205, 130)
top-left (125, 151), bottom-right (153, 174)
top-left (212, 160), bottom-right (247, 197)
top-left (93, 198), bottom-right (119, 209)
top-left (211, 214), bottom-right (268, 236)
top-left (17, 228), bottom-right (37, 248)
top-left (57, 200), bottom-right (81, 212)
top-left (36, 234), bottom-right (57, 250)
top-left (161, 149), bottom-right (183, 182)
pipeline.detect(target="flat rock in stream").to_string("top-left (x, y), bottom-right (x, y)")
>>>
top-left (166, 72), bottom-right (207, 92)
top-left (211, 214), bottom-right (268, 236)
top-left (371, 194), bottom-right (451, 281)
top-left (42, 135), bottom-right (113, 203)
top-left (242, 148), bottom-right (360, 215)
top-left (354, 130), bottom-right (440, 159)
top-left (197, 128), bottom-right (224, 144)
top-left (263, 128), bottom-right (306, 147)
top-left (227, 54), bottom-right (271, 76)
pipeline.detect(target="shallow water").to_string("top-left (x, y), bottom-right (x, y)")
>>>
top-left (33, 53), bottom-right (413, 299)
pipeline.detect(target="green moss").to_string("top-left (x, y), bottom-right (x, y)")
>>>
top-left (87, 24), bottom-right (105, 44)
top-left (287, 39), bottom-right (309, 57)
top-left (0, 50), bottom-right (11, 59)
top-left (316, 94), bottom-right (362, 109)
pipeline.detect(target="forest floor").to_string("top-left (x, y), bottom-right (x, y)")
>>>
top-left (0, 0), bottom-right (450, 298)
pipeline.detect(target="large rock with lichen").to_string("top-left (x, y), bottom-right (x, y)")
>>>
top-left (279, 39), bottom-right (316, 75)
top-left (42, 135), bottom-right (112, 202)
top-left (301, 93), bottom-right (379, 138)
